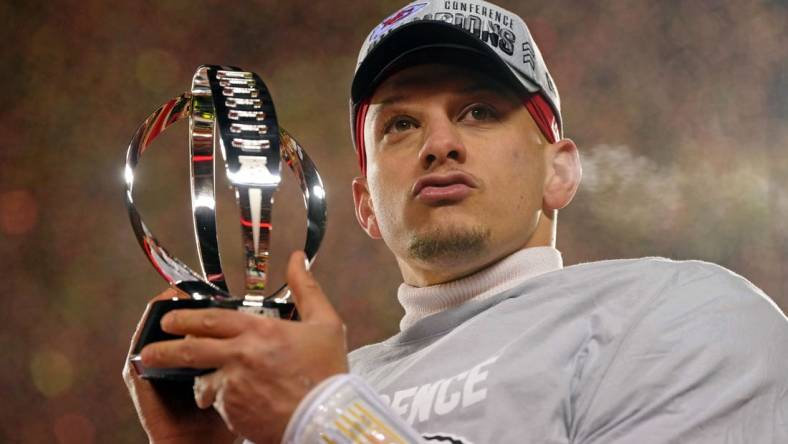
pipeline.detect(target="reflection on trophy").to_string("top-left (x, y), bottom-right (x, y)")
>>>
top-left (123, 65), bottom-right (327, 381)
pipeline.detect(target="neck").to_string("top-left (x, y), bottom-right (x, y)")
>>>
top-left (397, 246), bottom-right (563, 330)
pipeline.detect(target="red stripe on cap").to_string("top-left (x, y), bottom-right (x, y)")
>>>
top-left (523, 93), bottom-right (560, 144)
top-left (354, 94), bottom-right (560, 176)
top-left (355, 98), bottom-right (370, 175)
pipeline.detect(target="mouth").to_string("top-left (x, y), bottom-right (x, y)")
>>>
top-left (412, 171), bottom-right (479, 205)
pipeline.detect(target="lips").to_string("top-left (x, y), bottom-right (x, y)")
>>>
top-left (412, 171), bottom-right (479, 204)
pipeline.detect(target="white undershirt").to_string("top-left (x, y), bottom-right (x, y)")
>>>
top-left (397, 247), bottom-right (564, 331)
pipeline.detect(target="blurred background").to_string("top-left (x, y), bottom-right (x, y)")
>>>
top-left (1, 0), bottom-right (786, 442)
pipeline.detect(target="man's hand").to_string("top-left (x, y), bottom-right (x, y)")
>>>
top-left (139, 251), bottom-right (350, 443)
top-left (122, 288), bottom-right (237, 444)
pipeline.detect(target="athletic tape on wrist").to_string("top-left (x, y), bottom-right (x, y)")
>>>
top-left (283, 374), bottom-right (423, 443)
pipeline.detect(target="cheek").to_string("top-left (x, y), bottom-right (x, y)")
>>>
top-left (366, 171), bottom-right (406, 228)
top-left (497, 144), bottom-right (545, 211)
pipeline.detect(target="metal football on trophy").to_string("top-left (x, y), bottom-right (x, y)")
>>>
top-left (123, 65), bottom-right (327, 381)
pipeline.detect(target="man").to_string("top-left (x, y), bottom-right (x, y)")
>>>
top-left (124, 1), bottom-right (788, 443)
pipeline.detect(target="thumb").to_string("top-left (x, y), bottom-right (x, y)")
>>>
top-left (286, 251), bottom-right (338, 323)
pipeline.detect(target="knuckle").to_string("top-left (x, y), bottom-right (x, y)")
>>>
top-left (223, 372), bottom-right (246, 394)
top-left (180, 339), bottom-right (195, 365)
top-left (232, 345), bottom-right (257, 369)
top-left (253, 317), bottom-right (275, 336)
top-left (238, 350), bottom-right (255, 368)
top-left (201, 312), bottom-right (217, 330)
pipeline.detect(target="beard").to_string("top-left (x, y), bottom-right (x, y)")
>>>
top-left (407, 225), bottom-right (491, 262)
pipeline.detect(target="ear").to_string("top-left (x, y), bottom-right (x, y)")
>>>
top-left (543, 138), bottom-right (582, 211)
top-left (352, 176), bottom-right (383, 239)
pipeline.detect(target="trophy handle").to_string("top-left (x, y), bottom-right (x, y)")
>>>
top-left (280, 129), bottom-right (327, 268)
top-left (125, 93), bottom-right (232, 300)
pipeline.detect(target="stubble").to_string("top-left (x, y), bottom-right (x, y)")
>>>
top-left (408, 225), bottom-right (492, 262)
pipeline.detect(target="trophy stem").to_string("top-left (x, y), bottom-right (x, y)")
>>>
top-left (239, 185), bottom-right (277, 293)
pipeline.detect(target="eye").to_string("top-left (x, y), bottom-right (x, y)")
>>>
top-left (383, 116), bottom-right (419, 134)
top-left (461, 104), bottom-right (498, 122)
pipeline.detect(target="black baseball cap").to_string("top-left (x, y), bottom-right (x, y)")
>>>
top-left (350, 0), bottom-right (563, 172)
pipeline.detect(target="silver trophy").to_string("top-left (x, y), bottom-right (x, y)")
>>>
top-left (124, 65), bottom-right (327, 380)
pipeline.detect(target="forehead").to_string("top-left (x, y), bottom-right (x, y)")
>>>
top-left (370, 63), bottom-right (519, 105)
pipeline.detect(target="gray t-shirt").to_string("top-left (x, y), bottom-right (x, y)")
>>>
top-left (349, 257), bottom-right (788, 443)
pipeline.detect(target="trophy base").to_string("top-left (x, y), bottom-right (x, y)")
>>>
top-left (130, 298), bottom-right (298, 382)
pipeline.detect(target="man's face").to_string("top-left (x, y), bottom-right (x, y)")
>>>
top-left (354, 63), bottom-right (551, 285)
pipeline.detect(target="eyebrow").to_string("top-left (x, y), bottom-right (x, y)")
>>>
top-left (370, 81), bottom-right (508, 121)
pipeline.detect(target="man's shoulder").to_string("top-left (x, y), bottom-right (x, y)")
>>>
top-left (549, 258), bottom-right (788, 443)
top-left (567, 259), bottom-right (788, 441)
top-left (527, 256), bottom-right (785, 333)
top-left (562, 255), bottom-right (729, 280)
top-left (556, 256), bottom-right (768, 301)
top-left (565, 256), bottom-right (786, 357)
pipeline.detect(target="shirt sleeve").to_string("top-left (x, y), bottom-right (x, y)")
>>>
top-left (572, 265), bottom-right (788, 443)
top-left (281, 373), bottom-right (425, 444)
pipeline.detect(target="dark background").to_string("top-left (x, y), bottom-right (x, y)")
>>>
top-left (1, 1), bottom-right (786, 442)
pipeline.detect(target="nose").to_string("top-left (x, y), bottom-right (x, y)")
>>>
top-left (418, 118), bottom-right (467, 170)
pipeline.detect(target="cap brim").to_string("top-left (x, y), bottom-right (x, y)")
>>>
top-left (351, 20), bottom-right (541, 105)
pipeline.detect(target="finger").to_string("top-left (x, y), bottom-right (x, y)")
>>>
top-left (128, 287), bottom-right (183, 352)
top-left (140, 336), bottom-right (232, 369)
top-left (124, 287), bottom-right (186, 379)
top-left (193, 372), bottom-right (221, 409)
top-left (286, 251), bottom-right (339, 323)
top-left (160, 308), bottom-right (253, 338)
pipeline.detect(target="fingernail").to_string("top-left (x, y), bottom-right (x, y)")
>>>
top-left (161, 311), bottom-right (175, 328)
top-left (139, 348), bottom-right (153, 365)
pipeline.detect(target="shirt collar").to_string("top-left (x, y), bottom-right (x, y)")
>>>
top-left (397, 247), bottom-right (563, 331)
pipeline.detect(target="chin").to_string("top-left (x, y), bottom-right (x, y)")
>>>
top-left (407, 224), bottom-right (492, 263)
